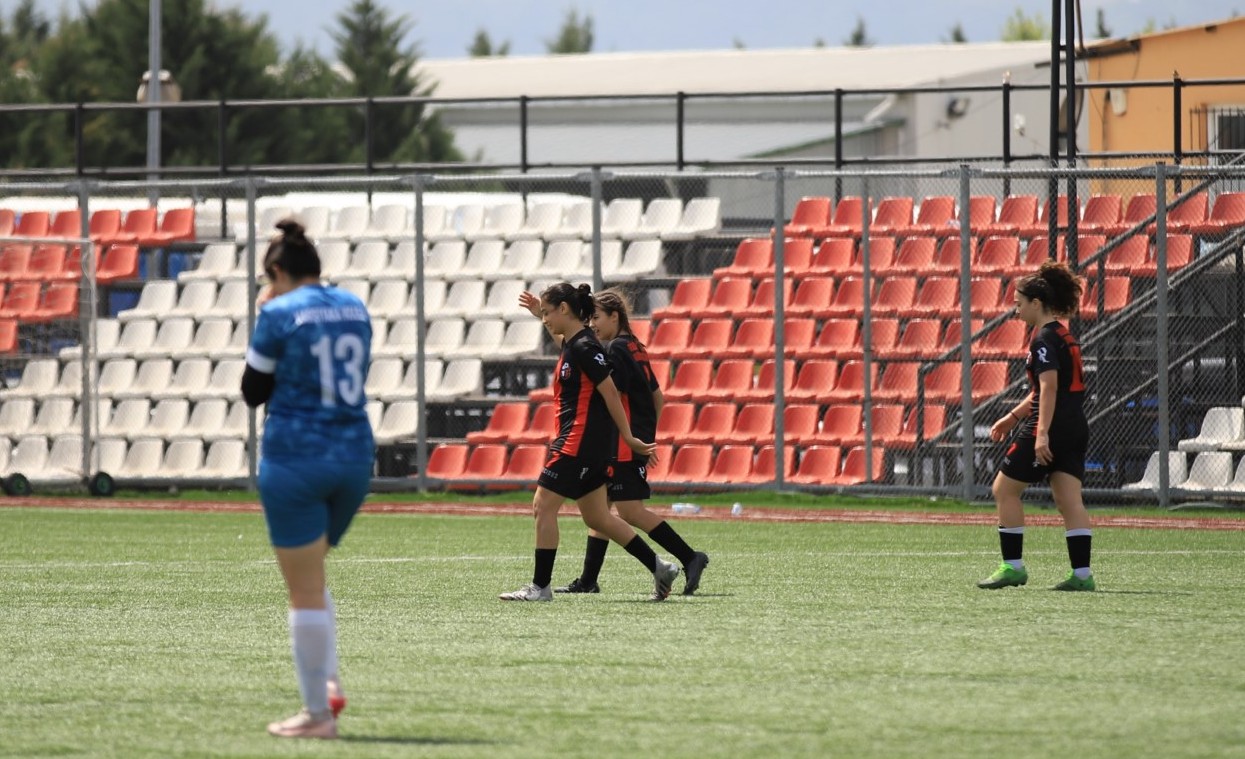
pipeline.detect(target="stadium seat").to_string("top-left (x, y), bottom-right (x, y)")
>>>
top-left (142, 399), bottom-right (192, 440)
top-left (779, 238), bottom-right (815, 277)
top-left (691, 277), bottom-right (753, 319)
top-left (168, 398), bottom-right (226, 440)
top-left (163, 280), bottom-right (218, 321)
top-left (98, 320), bottom-right (157, 361)
top-left (1122, 451), bottom-right (1188, 491)
top-left (742, 444), bottom-right (796, 484)
top-left (881, 319), bottom-right (941, 360)
top-left (118, 281), bottom-right (176, 323)
top-left (1105, 193), bottom-right (1157, 237)
top-left (328, 241), bottom-right (388, 283)
top-left (884, 237), bottom-right (937, 277)
top-left (1078, 276), bottom-right (1130, 320)
top-left (837, 318), bottom-right (899, 360)
top-left (898, 277), bottom-right (958, 319)
top-left (445, 240), bottom-right (505, 282)
top-left (663, 360), bottom-right (713, 402)
top-left (493, 321), bottom-right (545, 358)
top-left (829, 446), bottom-right (887, 485)
top-left (859, 236), bottom-right (896, 274)
top-left (188, 359), bottom-right (245, 401)
top-left (803, 237), bottom-right (855, 279)
top-left (793, 318), bottom-right (857, 361)
top-left (0, 281), bottom-right (40, 320)
top-left (891, 405), bottom-right (948, 450)
top-left (662, 197), bottom-right (721, 241)
top-left (782, 196), bottom-right (833, 238)
top-left (722, 404), bottom-right (775, 446)
top-left (599, 199), bottom-right (643, 239)
top-left (426, 358), bottom-right (484, 401)
top-left (784, 359), bottom-right (836, 403)
top-left (1187, 191), bottom-right (1245, 237)
top-left (651, 444), bottom-right (713, 486)
top-left (652, 402), bottom-right (695, 445)
top-left (818, 275), bottom-right (868, 318)
top-left (716, 319), bottom-right (772, 360)
top-left (113, 359), bottom-right (174, 401)
top-left (506, 202), bottom-right (564, 241)
top-left (981, 194), bottom-right (1038, 237)
top-left (1132, 234), bottom-right (1192, 278)
top-left (7, 435), bottom-right (51, 479)
top-left (898, 195), bottom-right (956, 238)
top-left (362, 358), bottom-right (404, 400)
top-left (1005, 235), bottom-right (1065, 279)
top-left (131, 317), bottom-right (195, 360)
top-left (789, 446), bottom-right (842, 486)
top-left (27, 398), bottom-right (75, 438)
top-left (0, 209), bottom-right (13, 236)
top-left (0, 245), bottom-right (32, 282)
top-left (1155, 191), bottom-right (1208, 234)
top-left (972, 236), bottom-right (1019, 276)
top-left (436, 281), bottom-right (487, 320)
top-left (466, 402), bottom-right (530, 445)
top-left (652, 281), bottom-right (711, 321)
top-left (624, 198), bottom-right (683, 240)
top-left (684, 403), bottom-right (738, 445)
top-left (511, 402), bottom-right (554, 445)
top-left (1101, 236), bottom-right (1149, 276)
top-left (927, 236), bottom-right (973, 276)
top-left (975, 320), bottom-right (1029, 359)
top-left (1071, 234), bottom-right (1107, 264)
top-left (152, 358), bottom-right (213, 401)
top-left (0, 319), bottom-right (17, 354)
top-left (199, 439), bottom-right (246, 479)
top-left (363, 203), bottom-right (411, 242)
top-left (491, 444), bottom-right (546, 487)
top-left (137, 207), bottom-right (195, 247)
top-left (786, 276), bottom-right (835, 319)
top-left (612, 239), bottom-right (663, 281)
top-left (364, 281), bottom-right (408, 321)
top-left (0, 397), bottom-right (36, 438)
top-left (14, 210), bottom-right (49, 238)
top-left (810, 196), bottom-right (868, 239)
top-left (422, 240), bottom-right (467, 279)
top-left (378, 359), bottom-right (443, 403)
top-left (1177, 407), bottom-right (1245, 452)
top-left (967, 278), bottom-right (1003, 317)
top-left (425, 444), bottom-right (469, 481)
top-left (822, 360), bottom-right (878, 404)
top-left (684, 318), bottom-right (733, 357)
top-left (96, 244), bottom-right (140, 283)
top-left (1019, 194), bottom-right (1073, 238)
top-left (1077, 194), bottom-right (1122, 235)
top-left (323, 205), bottom-right (372, 243)
top-left (869, 277), bottom-right (917, 317)
top-left (100, 208), bottom-right (157, 247)
top-left (937, 195), bottom-right (996, 238)
top-left (209, 323), bottom-right (248, 361)
top-left (27, 244), bottom-right (73, 282)
top-left (26, 283), bottom-right (78, 323)
top-left (51, 209), bottom-right (83, 239)
top-left (738, 358), bottom-right (795, 402)
top-left (544, 201), bottom-right (591, 241)
top-left (706, 445), bottom-right (756, 485)
top-left (473, 280), bottom-right (527, 322)
top-left (738, 277), bottom-right (790, 319)
top-left (872, 361), bottom-right (920, 403)
top-left (866, 196), bottom-right (915, 238)
top-left (802, 405), bottom-right (862, 447)
top-left (487, 240), bottom-right (544, 282)
top-left (99, 398), bottom-right (151, 439)
top-left (373, 401), bottom-right (421, 445)
top-left (839, 404), bottom-right (906, 448)
top-left (714, 238), bottom-right (772, 279)
top-left (967, 361), bottom-right (1010, 403)
top-left (199, 399), bottom-right (249, 442)
top-left (694, 359), bottom-right (755, 403)
top-left (1179, 451), bottom-right (1233, 492)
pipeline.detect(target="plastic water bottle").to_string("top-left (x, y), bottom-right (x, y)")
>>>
top-left (731, 502), bottom-right (743, 516)
top-left (686, 503), bottom-right (701, 514)
top-left (671, 502), bottom-right (687, 514)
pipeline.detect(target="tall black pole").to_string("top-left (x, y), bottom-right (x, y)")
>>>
top-left (1047, 0), bottom-right (1061, 261)
top-left (1064, 0), bottom-right (1079, 268)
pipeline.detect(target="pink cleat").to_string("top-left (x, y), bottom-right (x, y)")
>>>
top-left (328, 680), bottom-right (347, 719)
top-left (266, 709), bottom-right (337, 739)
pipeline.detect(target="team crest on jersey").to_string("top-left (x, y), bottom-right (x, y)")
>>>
top-left (559, 362), bottom-right (571, 379)
top-left (1037, 346), bottom-right (1048, 363)
top-left (593, 352), bottom-right (606, 366)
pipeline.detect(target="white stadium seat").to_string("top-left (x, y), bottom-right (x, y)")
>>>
top-left (381, 359), bottom-right (443, 403)
top-left (437, 280), bottom-right (487, 318)
top-left (1122, 451), bottom-right (1188, 491)
top-left (118, 281), bottom-right (178, 322)
top-left (179, 243), bottom-right (237, 282)
top-left (507, 202), bottom-right (565, 241)
top-left (445, 241), bottom-right (505, 282)
top-left (139, 399), bottom-right (191, 440)
top-left (27, 398), bottom-right (75, 438)
top-left (424, 240), bottom-right (467, 279)
top-left (170, 398), bottom-right (228, 440)
top-left (373, 401), bottom-right (421, 445)
top-left (427, 358), bottom-right (483, 401)
top-left (0, 397), bottom-right (35, 437)
top-left (623, 198), bottom-right (683, 240)
top-left (164, 280), bottom-right (218, 321)
top-left (161, 438), bottom-right (205, 478)
top-left (600, 198), bottom-right (643, 238)
top-left (662, 197), bottom-right (722, 240)
top-left (443, 319), bottom-right (505, 359)
top-left (473, 280), bottom-right (527, 322)
top-left (545, 201), bottom-right (592, 241)
top-left (98, 319), bottom-right (157, 360)
top-left (1177, 407), bottom-right (1245, 452)
top-left (189, 359), bottom-right (244, 401)
top-left (1179, 451), bottom-right (1233, 492)
top-left (96, 359), bottom-right (139, 398)
top-left (172, 319), bottom-right (235, 361)
top-left (493, 320), bottom-right (546, 358)
top-left (201, 439), bottom-right (247, 479)
top-left (486, 240), bottom-right (543, 281)
top-left (60, 318), bottom-right (120, 360)
top-left (132, 318), bottom-right (195, 360)
top-left (330, 240), bottom-right (390, 283)
top-left (112, 359), bottom-right (173, 400)
top-left (467, 203), bottom-right (525, 242)
top-left (613, 239), bottom-right (664, 280)
top-left (152, 358), bottom-right (214, 400)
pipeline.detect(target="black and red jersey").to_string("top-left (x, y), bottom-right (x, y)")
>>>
top-left (608, 333), bottom-right (661, 462)
top-left (549, 327), bottom-right (615, 461)
top-left (1023, 320), bottom-right (1087, 437)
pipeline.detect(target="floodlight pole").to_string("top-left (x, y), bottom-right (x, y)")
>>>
top-left (146, 0), bottom-right (162, 202)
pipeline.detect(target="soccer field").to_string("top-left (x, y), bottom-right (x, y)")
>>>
top-left (1, 504), bottom-right (1242, 758)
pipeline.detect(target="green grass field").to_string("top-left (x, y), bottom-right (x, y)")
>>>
top-left (2, 504), bottom-right (1243, 758)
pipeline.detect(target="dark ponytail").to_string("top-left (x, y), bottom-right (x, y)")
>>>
top-left (264, 218), bottom-right (321, 280)
top-left (594, 287), bottom-right (640, 345)
top-left (1016, 260), bottom-right (1082, 317)
top-left (541, 281), bottom-right (595, 322)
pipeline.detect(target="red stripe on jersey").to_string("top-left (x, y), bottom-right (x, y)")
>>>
top-left (1054, 323), bottom-right (1086, 392)
top-left (616, 393), bottom-right (633, 462)
top-left (560, 369), bottom-right (597, 457)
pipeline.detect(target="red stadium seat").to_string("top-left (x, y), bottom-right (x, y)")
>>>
top-left (786, 276), bottom-right (835, 318)
top-left (0, 209), bottom-right (13, 236)
top-left (690, 277), bottom-right (753, 319)
top-left (722, 404), bottom-right (775, 446)
top-left (0, 318), bottom-right (17, 354)
top-left (821, 359), bottom-right (878, 403)
top-left (782, 405), bottom-right (820, 446)
top-left (491, 444), bottom-right (546, 487)
top-left (967, 361), bottom-right (1010, 403)
top-left (1105, 193), bottom-right (1157, 237)
top-left (836, 318), bottom-right (899, 360)
top-left (803, 237), bottom-right (855, 279)
top-left (14, 210), bottom-right (49, 237)
top-left (713, 238), bottom-right (772, 279)
top-left (829, 446), bottom-right (886, 485)
top-left (982, 194), bottom-right (1038, 237)
top-left (859, 236), bottom-right (897, 275)
top-left (884, 236), bottom-right (937, 276)
top-left (466, 402), bottom-right (531, 445)
top-left (975, 320), bottom-right (1029, 359)
top-left (49, 209), bottom-right (81, 238)
top-left (1006, 236), bottom-right (1065, 279)
top-left (644, 319), bottom-right (692, 359)
top-left (929, 236), bottom-right (976, 276)
top-left (684, 403), bottom-right (738, 445)
top-left (1188, 192), bottom-right (1245, 237)
top-left (26, 244), bottom-right (74, 282)
top-left (782, 196), bottom-right (833, 238)
top-left (1079, 277), bottom-right (1130, 320)
top-left (0, 281), bottom-right (41, 319)
top-left (1020, 194), bottom-right (1073, 238)
top-left (0, 245), bottom-right (32, 282)
top-left (425, 444), bottom-right (469, 480)
top-left (1078, 194), bottom-right (1122, 235)
top-left (892, 405), bottom-right (948, 450)
top-left (1072, 234), bottom-right (1106, 263)
top-left (693, 359), bottom-right (755, 402)
top-left (787, 359), bottom-right (839, 403)
top-left (780, 237), bottom-right (815, 277)
top-left (716, 318), bottom-right (772, 360)
top-left (872, 361), bottom-right (920, 403)
top-left (26, 283), bottom-right (78, 323)
top-left (685, 318), bottom-right (734, 357)
top-left (870, 277), bottom-right (917, 317)
top-left (810, 196), bottom-right (868, 239)
top-left (804, 405), bottom-right (862, 446)
top-left (973, 236), bottom-right (1019, 276)
top-left (1132, 234), bottom-right (1192, 277)
top-left (662, 360), bottom-right (713, 402)
top-left (652, 444), bottom-right (714, 486)
top-left (789, 446), bottom-right (843, 486)
top-left (1101, 236), bottom-right (1149, 276)
top-left (840, 404), bottom-right (906, 448)
top-left (899, 195), bottom-right (956, 238)
top-left (882, 319), bottom-right (942, 360)
top-left (101, 208), bottom-right (157, 246)
top-left (793, 318), bottom-right (857, 360)
top-left (137, 207), bottom-right (196, 247)
top-left (652, 280), bottom-right (711, 320)
top-left (743, 444), bottom-right (796, 484)
top-left (899, 277), bottom-right (958, 319)
top-left (446, 444), bottom-right (508, 489)
top-left (779, 318), bottom-right (817, 357)
top-left (647, 359), bottom-right (670, 387)
top-left (739, 277), bottom-right (793, 318)
top-left (967, 278), bottom-right (1004, 318)
top-left (88, 209), bottom-right (122, 243)
top-left (512, 402), bottom-right (555, 445)
top-left (706, 445), bottom-right (756, 484)
top-left (941, 194), bottom-right (997, 238)
top-left (818, 275), bottom-right (868, 318)
top-left (655, 403), bottom-right (696, 443)
top-left (96, 244), bottom-right (140, 284)
top-left (936, 318), bottom-right (985, 358)
top-left (738, 358), bottom-right (795, 402)
top-left (867, 196), bottom-right (915, 238)
top-left (1155, 191), bottom-right (1208, 234)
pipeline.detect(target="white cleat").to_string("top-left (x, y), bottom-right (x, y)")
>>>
top-left (499, 583), bottom-right (553, 602)
top-left (651, 559), bottom-right (680, 601)
top-left (267, 709), bottom-right (337, 739)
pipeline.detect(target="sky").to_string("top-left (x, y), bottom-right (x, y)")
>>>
top-left (23, 0), bottom-right (1245, 58)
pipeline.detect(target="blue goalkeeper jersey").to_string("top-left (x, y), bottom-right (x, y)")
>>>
top-left (246, 284), bottom-right (375, 463)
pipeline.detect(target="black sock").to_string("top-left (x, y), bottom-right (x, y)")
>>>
top-left (580, 536), bottom-right (610, 585)
top-left (533, 548), bottom-right (557, 588)
top-left (622, 535), bottom-right (659, 573)
top-left (1066, 532), bottom-right (1092, 571)
top-left (998, 527), bottom-right (1024, 562)
top-left (647, 521), bottom-right (696, 566)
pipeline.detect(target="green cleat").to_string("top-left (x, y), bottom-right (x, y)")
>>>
top-left (976, 562), bottom-right (1029, 589)
top-left (1052, 571), bottom-right (1096, 592)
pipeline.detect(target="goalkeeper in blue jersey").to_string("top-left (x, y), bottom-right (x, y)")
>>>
top-left (242, 219), bottom-right (374, 740)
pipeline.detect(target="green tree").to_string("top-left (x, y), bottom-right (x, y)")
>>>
top-left (0, 0), bottom-right (52, 69)
top-left (844, 16), bottom-right (873, 47)
top-left (546, 8), bottom-right (593, 54)
top-left (1001, 8), bottom-right (1050, 41)
top-left (1094, 8), bottom-right (1112, 38)
top-left (469, 28), bottom-right (510, 57)
top-left (331, 0), bottom-right (460, 163)
top-left (944, 22), bottom-right (968, 43)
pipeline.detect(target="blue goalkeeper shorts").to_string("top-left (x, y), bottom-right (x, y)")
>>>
top-left (258, 457), bottom-right (373, 548)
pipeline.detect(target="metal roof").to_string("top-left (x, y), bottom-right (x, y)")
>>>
top-left (419, 42), bottom-right (1052, 100)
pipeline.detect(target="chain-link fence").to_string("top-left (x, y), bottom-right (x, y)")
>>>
top-left (0, 164), bottom-right (1241, 507)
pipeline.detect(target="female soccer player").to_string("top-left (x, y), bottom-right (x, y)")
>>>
top-left (500, 283), bottom-right (679, 602)
top-left (979, 260), bottom-right (1096, 592)
top-left (555, 288), bottom-right (710, 596)
top-left (243, 219), bottom-right (375, 739)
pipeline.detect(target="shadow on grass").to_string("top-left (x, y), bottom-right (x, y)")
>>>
top-left (1076, 589), bottom-right (1195, 596)
top-left (342, 735), bottom-right (497, 746)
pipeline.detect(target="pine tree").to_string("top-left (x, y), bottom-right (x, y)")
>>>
top-left (469, 29), bottom-right (510, 57)
top-left (1001, 8), bottom-right (1050, 41)
top-left (1094, 8), bottom-right (1112, 38)
top-left (844, 17), bottom-right (873, 47)
top-left (945, 22), bottom-right (968, 44)
top-left (546, 8), bottom-right (594, 54)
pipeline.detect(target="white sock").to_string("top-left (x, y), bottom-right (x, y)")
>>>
top-left (289, 608), bottom-right (333, 718)
top-left (324, 589), bottom-right (339, 684)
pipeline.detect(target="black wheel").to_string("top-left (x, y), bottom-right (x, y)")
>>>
top-left (6, 473), bottom-right (31, 497)
top-left (88, 472), bottom-right (115, 498)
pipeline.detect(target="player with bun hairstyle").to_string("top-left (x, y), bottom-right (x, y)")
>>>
top-left (242, 219), bottom-right (375, 738)
top-left (979, 260), bottom-right (1096, 592)
top-left (555, 287), bottom-right (710, 596)
top-left (501, 282), bottom-right (680, 602)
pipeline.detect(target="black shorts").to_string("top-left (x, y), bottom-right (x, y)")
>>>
top-left (999, 430), bottom-right (1088, 483)
top-left (607, 458), bottom-right (652, 502)
top-left (538, 451), bottom-right (609, 501)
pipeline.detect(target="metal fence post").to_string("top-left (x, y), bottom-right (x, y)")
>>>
top-left (773, 167), bottom-right (787, 489)
top-left (77, 181), bottom-right (96, 481)
top-left (676, 92), bottom-right (686, 171)
top-left (244, 176), bottom-right (259, 488)
top-left (1154, 163), bottom-right (1171, 508)
top-left (413, 174), bottom-right (430, 492)
top-left (590, 167), bottom-right (604, 292)
top-left (958, 164), bottom-right (975, 503)
top-left (859, 172), bottom-right (874, 483)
